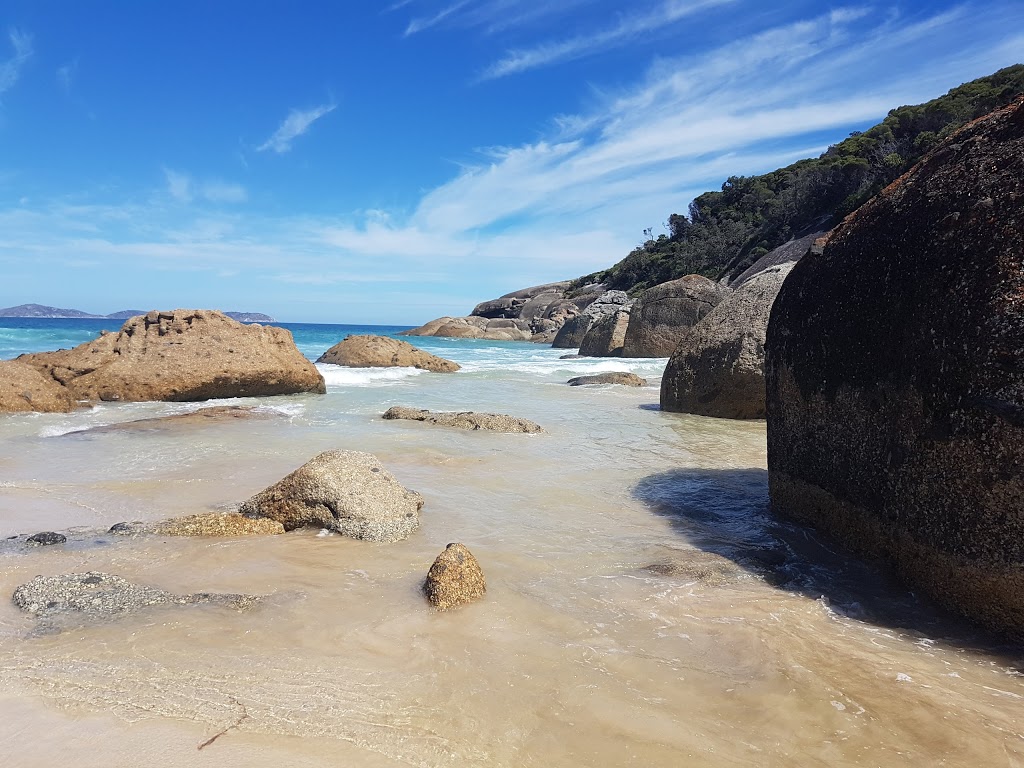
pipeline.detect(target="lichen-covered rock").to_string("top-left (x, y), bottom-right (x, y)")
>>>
top-left (238, 450), bottom-right (424, 541)
top-left (567, 372), bottom-right (647, 387)
top-left (0, 360), bottom-right (77, 413)
top-left (17, 310), bottom-right (325, 404)
top-left (316, 335), bottom-right (460, 372)
top-left (661, 263), bottom-right (794, 419)
top-left (423, 543), bottom-right (486, 610)
top-left (578, 307), bottom-right (632, 357)
top-left (382, 406), bottom-right (542, 433)
top-left (765, 97), bottom-right (1024, 638)
top-left (152, 512), bottom-right (285, 537)
top-left (622, 275), bottom-right (729, 357)
top-left (12, 572), bottom-right (259, 619)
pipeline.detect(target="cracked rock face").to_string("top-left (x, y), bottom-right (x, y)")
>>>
top-left (622, 275), bottom-right (730, 358)
top-left (238, 450), bottom-right (424, 542)
top-left (765, 97), bottom-right (1024, 638)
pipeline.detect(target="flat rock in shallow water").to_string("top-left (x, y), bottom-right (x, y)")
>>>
top-left (61, 406), bottom-right (276, 437)
top-left (382, 406), bottom-right (542, 433)
top-left (424, 543), bottom-right (486, 610)
top-left (567, 372), bottom-right (647, 387)
top-left (12, 572), bottom-right (260, 619)
top-left (152, 512), bottom-right (285, 537)
top-left (238, 450), bottom-right (424, 541)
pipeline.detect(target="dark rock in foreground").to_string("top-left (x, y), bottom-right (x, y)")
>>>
top-left (661, 263), bottom-right (794, 419)
top-left (766, 97), bottom-right (1024, 638)
top-left (316, 335), bottom-right (460, 372)
top-left (382, 406), bottom-right (542, 433)
top-left (567, 372), bottom-right (647, 387)
top-left (424, 543), bottom-right (486, 610)
top-left (239, 450), bottom-right (424, 541)
top-left (15, 309), bottom-right (324, 407)
top-left (26, 531), bottom-right (67, 546)
top-left (12, 572), bottom-right (260, 619)
top-left (621, 275), bottom-right (728, 357)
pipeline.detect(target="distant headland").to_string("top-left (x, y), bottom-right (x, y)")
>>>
top-left (0, 304), bottom-right (275, 323)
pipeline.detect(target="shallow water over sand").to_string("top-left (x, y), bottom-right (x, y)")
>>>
top-left (1, 330), bottom-right (1022, 767)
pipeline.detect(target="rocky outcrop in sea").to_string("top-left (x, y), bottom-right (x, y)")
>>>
top-left (621, 275), bottom-right (728, 357)
top-left (765, 96), bottom-right (1024, 638)
top-left (317, 335), bottom-right (460, 372)
top-left (382, 406), bottom-right (542, 433)
top-left (8, 309), bottom-right (324, 410)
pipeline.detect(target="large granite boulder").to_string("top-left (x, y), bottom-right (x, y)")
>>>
top-left (382, 406), bottom-right (542, 433)
top-left (401, 315), bottom-right (533, 341)
top-left (621, 275), bottom-right (729, 357)
top-left (471, 281), bottom-right (571, 320)
top-left (765, 97), bottom-right (1024, 638)
top-left (317, 335), bottom-right (460, 372)
top-left (16, 310), bottom-right (325, 404)
top-left (728, 226), bottom-right (830, 287)
top-left (661, 263), bottom-right (794, 419)
top-left (238, 450), bottom-right (424, 542)
top-left (552, 290), bottom-right (631, 349)
top-left (0, 360), bottom-right (77, 413)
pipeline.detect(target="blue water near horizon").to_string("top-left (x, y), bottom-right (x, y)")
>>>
top-left (0, 317), bottom-right (415, 361)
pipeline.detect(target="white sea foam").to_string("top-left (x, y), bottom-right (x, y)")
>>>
top-left (316, 364), bottom-right (426, 387)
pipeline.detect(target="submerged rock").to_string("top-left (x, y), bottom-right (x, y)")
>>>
top-left (424, 543), bottom-right (486, 610)
top-left (16, 309), bottom-right (325, 406)
top-left (316, 335), bottom-right (460, 372)
top-left (382, 406), bottom-right (543, 433)
top-left (26, 531), bottom-right (67, 546)
top-left (59, 406), bottom-right (276, 437)
top-left (661, 263), bottom-right (794, 419)
top-left (0, 360), bottom-right (77, 413)
top-left (766, 96), bottom-right (1024, 638)
top-left (12, 571), bottom-right (259, 619)
top-left (238, 450), bottom-right (424, 541)
top-left (567, 372), bottom-right (647, 387)
top-left (153, 512), bottom-right (285, 537)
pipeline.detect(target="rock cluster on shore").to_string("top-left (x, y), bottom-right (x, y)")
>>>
top-left (766, 96), bottom-right (1024, 638)
top-left (3, 309), bottom-right (324, 412)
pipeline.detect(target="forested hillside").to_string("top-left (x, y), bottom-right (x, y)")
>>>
top-left (572, 65), bottom-right (1024, 295)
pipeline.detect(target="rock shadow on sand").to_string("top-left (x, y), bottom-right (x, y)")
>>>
top-left (633, 466), bottom-right (1024, 663)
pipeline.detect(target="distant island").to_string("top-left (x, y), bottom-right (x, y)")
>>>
top-left (0, 304), bottom-right (275, 323)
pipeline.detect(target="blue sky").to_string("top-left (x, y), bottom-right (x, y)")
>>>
top-left (0, 1), bottom-right (1021, 323)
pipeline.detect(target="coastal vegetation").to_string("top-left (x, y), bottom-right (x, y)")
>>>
top-left (571, 64), bottom-right (1024, 295)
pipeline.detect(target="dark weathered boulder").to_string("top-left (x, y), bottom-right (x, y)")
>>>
top-left (765, 97), bottom-right (1024, 638)
top-left (661, 263), bottom-right (794, 419)
top-left (17, 310), bottom-right (325, 404)
top-left (567, 372), bottom-right (647, 387)
top-left (622, 275), bottom-right (729, 357)
top-left (729, 226), bottom-right (830, 287)
top-left (0, 360), bottom-right (77, 413)
top-left (552, 291), bottom-right (630, 349)
top-left (382, 406), bottom-right (542, 433)
top-left (317, 335), bottom-right (460, 372)
top-left (423, 543), bottom-right (486, 610)
top-left (239, 450), bottom-right (424, 541)
top-left (26, 531), bottom-right (67, 546)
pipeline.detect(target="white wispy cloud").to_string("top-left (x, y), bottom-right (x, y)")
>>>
top-left (480, 0), bottom-right (736, 80)
top-left (257, 103), bottom-right (336, 153)
top-left (0, 28), bottom-right (33, 96)
top-left (56, 60), bottom-right (77, 94)
top-left (163, 168), bottom-right (247, 204)
top-left (405, 0), bottom-right (473, 36)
